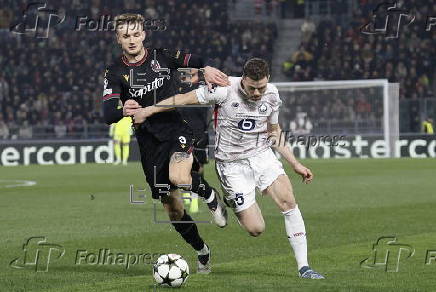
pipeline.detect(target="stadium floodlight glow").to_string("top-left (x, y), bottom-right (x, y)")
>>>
top-left (273, 79), bottom-right (399, 158)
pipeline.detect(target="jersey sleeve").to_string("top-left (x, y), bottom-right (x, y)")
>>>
top-left (103, 68), bottom-right (121, 101)
top-left (195, 85), bottom-right (228, 105)
top-left (102, 67), bottom-right (123, 125)
top-left (267, 86), bottom-right (282, 124)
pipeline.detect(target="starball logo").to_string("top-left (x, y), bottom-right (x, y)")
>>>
top-left (361, 1), bottom-right (436, 38)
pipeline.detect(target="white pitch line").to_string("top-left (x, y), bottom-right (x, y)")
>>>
top-left (0, 180), bottom-right (37, 188)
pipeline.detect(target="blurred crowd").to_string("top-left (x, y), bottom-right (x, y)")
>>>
top-left (0, 0), bottom-right (277, 139)
top-left (285, 0), bottom-right (435, 100)
top-left (279, 87), bottom-right (383, 135)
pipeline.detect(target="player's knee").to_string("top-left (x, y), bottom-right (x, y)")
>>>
top-left (247, 225), bottom-right (265, 237)
top-left (278, 199), bottom-right (296, 212)
top-left (169, 173), bottom-right (191, 189)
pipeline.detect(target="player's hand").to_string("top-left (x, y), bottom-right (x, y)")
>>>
top-left (132, 107), bottom-right (153, 125)
top-left (293, 163), bottom-right (313, 184)
top-left (203, 66), bottom-right (230, 90)
top-left (123, 99), bottom-right (141, 116)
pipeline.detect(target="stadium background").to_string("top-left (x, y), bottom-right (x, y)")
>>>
top-left (0, 0), bottom-right (434, 146)
top-left (1, 1), bottom-right (436, 292)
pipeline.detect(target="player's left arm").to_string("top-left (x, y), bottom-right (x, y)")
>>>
top-left (268, 123), bottom-right (313, 184)
top-left (163, 49), bottom-right (229, 88)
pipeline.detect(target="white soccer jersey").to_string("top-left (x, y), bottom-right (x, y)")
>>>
top-left (195, 76), bottom-right (282, 161)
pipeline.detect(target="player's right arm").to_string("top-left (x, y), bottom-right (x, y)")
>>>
top-left (132, 86), bottom-right (228, 124)
top-left (102, 67), bottom-right (140, 124)
top-left (102, 67), bottom-right (123, 125)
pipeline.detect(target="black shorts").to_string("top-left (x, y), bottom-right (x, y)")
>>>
top-left (136, 128), bottom-right (195, 200)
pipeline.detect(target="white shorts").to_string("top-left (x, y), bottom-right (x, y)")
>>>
top-left (215, 149), bottom-right (285, 213)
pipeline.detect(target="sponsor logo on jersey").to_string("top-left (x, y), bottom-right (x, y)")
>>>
top-left (123, 74), bottom-right (129, 82)
top-left (128, 77), bottom-right (165, 99)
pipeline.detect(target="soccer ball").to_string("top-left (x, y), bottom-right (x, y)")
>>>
top-left (153, 254), bottom-right (189, 288)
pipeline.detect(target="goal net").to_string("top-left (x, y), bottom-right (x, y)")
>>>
top-left (273, 80), bottom-right (399, 158)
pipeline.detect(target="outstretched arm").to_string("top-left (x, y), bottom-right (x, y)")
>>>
top-left (132, 90), bottom-right (199, 124)
top-left (132, 85), bottom-right (228, 125)
top-left (268, 123), bottom-right (313, 184)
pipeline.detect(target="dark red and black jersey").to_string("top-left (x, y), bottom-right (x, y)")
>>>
top-left (102, 47), bottom-right (204, 141)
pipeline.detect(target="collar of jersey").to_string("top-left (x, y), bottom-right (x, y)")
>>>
top-left (122, 48), bottom-right (148, 67)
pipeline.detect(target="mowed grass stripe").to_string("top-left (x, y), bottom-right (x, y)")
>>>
top-left (1, 159), bottom-right (435, 291)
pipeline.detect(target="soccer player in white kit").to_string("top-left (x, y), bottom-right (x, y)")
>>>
top-left (132, 58), bottom-right (325, 279)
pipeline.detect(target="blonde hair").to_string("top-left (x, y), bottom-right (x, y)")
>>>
top-left (114, 13), bottom-right (144, 32)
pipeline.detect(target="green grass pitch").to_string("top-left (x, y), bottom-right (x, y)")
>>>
top-left (1, 158), bottom-right (436, 291)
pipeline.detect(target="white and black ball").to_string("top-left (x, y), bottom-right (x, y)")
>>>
top-left (153, 254), bottom-right (189, 288)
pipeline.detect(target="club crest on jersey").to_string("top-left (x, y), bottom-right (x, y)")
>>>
top-left (208, 84), bottom-right (217, 94)
top-left (258, 103), bottom-right (268, 113)
top-left (151, 59), bottom-right (161, 72)
top-left (123, 74), bottom-right (129, 82)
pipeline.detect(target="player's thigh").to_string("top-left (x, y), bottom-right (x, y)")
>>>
top-left (215, 160), bottom-right (256, 213)
top-left (236, 202), bottom-right (265, 236)
top-left (161, 189), bottom-right (185, 220)
top-left (168, 152), bottom-right (193, 187)
top-left (139, 136), bottom-right (174, 200)
top-left (168, 131), bottom-right (195, 186)
top-left (263, 174), bottom-right (297, 212)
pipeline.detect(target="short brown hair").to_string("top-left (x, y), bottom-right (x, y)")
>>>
top-left (114, 13), bottom-right (144, 31)
top-left (242, 58), bottom-right (270, 81)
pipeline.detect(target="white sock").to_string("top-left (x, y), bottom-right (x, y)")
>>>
top-left (282, 205), bottom-right (308, 270)
top-left (197, 243), bottom-right (209, 255)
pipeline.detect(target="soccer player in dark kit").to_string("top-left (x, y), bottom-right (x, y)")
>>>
top-left (102, 13), bottom-right (229, 273)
